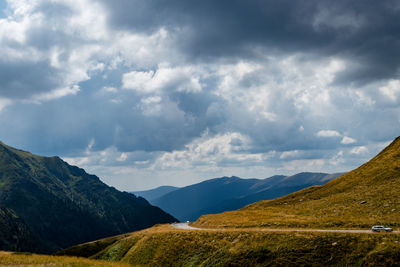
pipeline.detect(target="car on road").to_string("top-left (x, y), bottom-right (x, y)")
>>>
top-left (371, 225), bottom-right (393, 232)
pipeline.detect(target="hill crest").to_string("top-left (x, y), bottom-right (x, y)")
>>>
top-left (194, 137), bottom-right (400, 229)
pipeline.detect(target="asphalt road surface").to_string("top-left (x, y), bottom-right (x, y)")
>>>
top-left (171, 222), bottom-right (399, 234)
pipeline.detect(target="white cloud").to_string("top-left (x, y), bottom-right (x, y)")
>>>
top-left (153, 131), bottom-right (269, 170)
top-left (0, 97), bottom-right (12, 112)
top-left (379, 80), bottom-right (400, 102)
top-left (110, 28), bottom-right (177, 68)
top-left (280, 150), bottom-right (300, 159)
top-left (31, 85), bottom-right (80, 102)
top-left (316, 130), bottom-right (341, 137)
top-left (350, 146), bottom-right (368, 155)
top-left (341, 136), bottom-right (356, 144)
top-left (117, 152), bottom-right (128, 162)
top-left (123, 70), bottom-right (156, 93)
top-left (101, 86), bottom-right (118, 93)
top-left (139, 96), bottom-right (163, 116)
top-left (122, 65), bottom-right (203, 94)
top-left (63, 144), bottom-right (157, 168)
top-left (329, 150), bottom-right (344, 166)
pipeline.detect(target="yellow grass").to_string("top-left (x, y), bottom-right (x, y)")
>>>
top-left (60, 224), bottom-right (400, 266)
top-left (0, 251), bottom-right (132, 267)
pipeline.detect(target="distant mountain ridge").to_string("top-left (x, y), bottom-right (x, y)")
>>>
top-left (132, 185), bottom-right (179, 202)
top-left (148, 172), bottom-right (344, 221)
top-left (0, 141), bottom-right (176, 253)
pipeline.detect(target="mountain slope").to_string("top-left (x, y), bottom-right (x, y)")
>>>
top-left (152, 173), bottom-right (342, 221)
top-left (132, 186), bottom-right (179, 203)
top-left (194, 137), bottom-right (400, 229)
top-left (0, 142), bottom-right (176, 252)
top-left (0, 206), bottom-right (40, 252)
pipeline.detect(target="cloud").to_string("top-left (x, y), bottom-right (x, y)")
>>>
top-left (0, 98), bottom-right (11, 112)
top-left (99, 0), bottom-right (400, 84)
top-left (0, 0), bottom-right (399, 190)
top-left (379, 80), bottom-right (400, 102)
top-left (154, 131), bottom-right (267, 170)
top-left (316, 130), bottom-right (341, 138)
top-left (350, 146), bottom-right (368, 155)
top-left (280, 150), bottom-right (300, 159)
top-left (0, 0), bottom-right (108, 103)
top-left (341, 136), bottom-right (357, 145)
top-left (123, 70), bottom-right (156, 93)
top-left (122, 65), bottom-right (203, 94)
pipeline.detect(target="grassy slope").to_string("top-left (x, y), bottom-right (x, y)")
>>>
top-left (59, 225), bottom-right (400, 266)
top-left (194, 137), bottom-right (400, 229)
top-left (0, 251), bottom-right (131, 267)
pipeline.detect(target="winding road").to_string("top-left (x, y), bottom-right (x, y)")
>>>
top-left (171, 222), bottom-right (399, 234)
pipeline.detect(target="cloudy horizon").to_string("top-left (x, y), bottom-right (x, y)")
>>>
top-left (0, 0), bottom-right (399, 190)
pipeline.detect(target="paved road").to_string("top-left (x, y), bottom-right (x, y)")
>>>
top-left (171, 222), bottom-right (399, 234)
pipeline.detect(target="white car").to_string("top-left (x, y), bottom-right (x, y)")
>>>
top-left (371, 225), bottom-right (393, 232)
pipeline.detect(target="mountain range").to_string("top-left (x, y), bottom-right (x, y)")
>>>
top-left (0, 141), bottom-right (176, 253)
top-left (135, 172), bottom-right (344, 221)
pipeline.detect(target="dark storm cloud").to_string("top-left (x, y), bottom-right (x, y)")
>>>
top-left (0, 60), bottom-right (61, 99)
top-left (99, 0), bottom-right (400, 83)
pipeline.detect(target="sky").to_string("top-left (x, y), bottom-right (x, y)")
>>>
top-left (0, 0), bottom-right (399, 191)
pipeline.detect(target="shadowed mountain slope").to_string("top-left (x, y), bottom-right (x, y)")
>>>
top-left (0, 142), bottom-right (176, 253)
top-left (0, 206), bottom-right (40, 252)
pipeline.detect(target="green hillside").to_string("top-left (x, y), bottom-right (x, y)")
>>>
top-left (0, 142), bottom-right (176, 253)
top-left (59, 224), bottom-right (400, 266)
top-left (194, 137), bottom-right (400, 229)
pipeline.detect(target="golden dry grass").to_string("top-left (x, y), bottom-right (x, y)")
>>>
top-left (60, 224), bottom-right (400, 266)
top-left (0, 251), bottom-right (132, 267)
